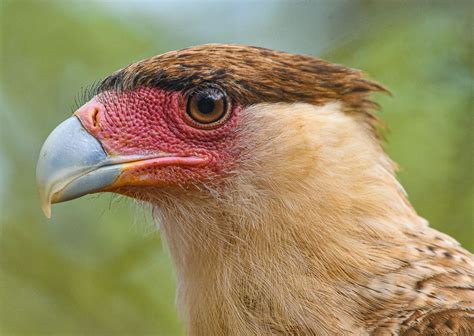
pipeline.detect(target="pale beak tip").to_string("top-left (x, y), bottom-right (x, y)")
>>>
top-left (39, 188), bottom-right (52, 218)
top-left (41, 202), bottom-right (52, 219)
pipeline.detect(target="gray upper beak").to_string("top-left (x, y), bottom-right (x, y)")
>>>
top-left (36, 116), bottom-right (121, 218)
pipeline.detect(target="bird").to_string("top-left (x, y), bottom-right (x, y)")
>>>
top-left (36, 44), bottom-right (473, 335)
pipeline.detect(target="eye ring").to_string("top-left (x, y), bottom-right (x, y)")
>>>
top-left (185, 87), bottom-right (230, 129)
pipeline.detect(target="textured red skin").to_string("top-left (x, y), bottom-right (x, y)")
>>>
top-left (75, 87), bottom-right (241, 189)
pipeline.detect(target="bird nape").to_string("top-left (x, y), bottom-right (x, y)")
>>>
top-left (36, 44), bottom-right (473, 335)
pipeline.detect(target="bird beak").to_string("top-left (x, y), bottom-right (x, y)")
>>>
top-left (36, 116), bottom-right (123, 218)
top-left (36, 116), bottom-right (206, 218)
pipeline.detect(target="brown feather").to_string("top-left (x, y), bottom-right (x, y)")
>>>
top-left (97, 44), bottom-right (388, 137)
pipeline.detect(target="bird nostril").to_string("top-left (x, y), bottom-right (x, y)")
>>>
top-left (74, 99), bottom-right (105, 132)
top-left (91, 108), bottom-right (99, 128)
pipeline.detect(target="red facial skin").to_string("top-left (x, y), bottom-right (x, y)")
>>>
top-left (75, 87), bottom-right (241, 190)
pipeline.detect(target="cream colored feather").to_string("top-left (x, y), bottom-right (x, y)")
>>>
top-left (137, 102), bottom-right (474, 335)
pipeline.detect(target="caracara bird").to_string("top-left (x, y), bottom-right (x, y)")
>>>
top-left (36, 44), bottom-right (473, 335)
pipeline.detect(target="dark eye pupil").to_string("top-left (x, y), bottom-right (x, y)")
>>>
top-left (197, 96), bottom-right (215, 114)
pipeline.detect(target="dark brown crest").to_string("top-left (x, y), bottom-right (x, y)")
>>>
top-left (98, 44), bottom-right (388, 132)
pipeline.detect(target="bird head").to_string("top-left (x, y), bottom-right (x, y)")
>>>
top-left (37, 44), bottom-right (386, 218)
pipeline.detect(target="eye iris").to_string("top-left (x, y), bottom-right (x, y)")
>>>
top-left (197, 96), bottom-right (216, 114)
top-left (186, 87), bottom-right (230, 128)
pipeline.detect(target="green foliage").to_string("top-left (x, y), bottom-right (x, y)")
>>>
top-left (0, 1), bottom-right (472, 335)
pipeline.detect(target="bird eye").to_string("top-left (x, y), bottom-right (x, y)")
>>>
top-left (186, 88), bottom-right (229, 129)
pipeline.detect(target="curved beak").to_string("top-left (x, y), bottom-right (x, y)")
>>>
top-left (36, 117), bottom-right (123, 218)
top-left (36, 116), bottom-right (207, 218)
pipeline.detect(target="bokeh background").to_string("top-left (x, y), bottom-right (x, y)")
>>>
top-left (1, 0), bottom-right (472, 335)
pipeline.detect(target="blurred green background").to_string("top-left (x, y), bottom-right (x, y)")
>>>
top-left (0, 0), bottom-right (472, 335)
